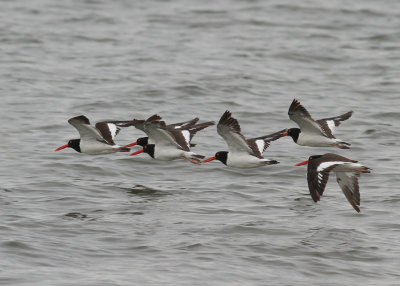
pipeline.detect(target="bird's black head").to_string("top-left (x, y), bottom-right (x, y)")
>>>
top-left (295, 154), bottom-right (324, 167)
top-left (68, 139), bottom-right (81, 152)
top-left (55, 139), bottom-right (81, 153)
top-left (308, 155), bottom-right (323, 161)
top-left (143, 144), bottom-right (155, 158)
top-left (215, 151), bottom-right (228, 165)
top-left (286, 128), bottom-right (301, 143)
top-left (136, 137), bottom-right (149, 147)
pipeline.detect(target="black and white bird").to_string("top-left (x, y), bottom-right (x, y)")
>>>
top-left (283, 99), bottom-right (353, 149)
top-left (202, 111), bottom-right (284, 168)
top-left (295, 153), bottom-right (371, 212)
top-left (121, 116), bottom-right (211, 149)
top-left (126, 115), bottom-right (214, 164)
top-left (55, 115), bottom-right (130, 155)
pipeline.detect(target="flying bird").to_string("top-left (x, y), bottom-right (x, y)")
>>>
top-left (283, 99), bottom-right (352, 148)
top-left (125, 115), bottom-right (214, 164)
top-left (121, 116), bottom-right (212, 149)
top-left (55, 115), bottom-right (130, 155)
top-left (202, 111), bottom-right (284, 168)
top-left (295, 153), bottom-right (371, 212)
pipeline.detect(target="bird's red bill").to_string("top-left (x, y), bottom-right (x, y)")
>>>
top-left (129, 149), bottom-right (144, 156)
top-left (55, 144), bottom-right (69, 151)
top-left (202, 156), bottom-right (216, 163)
top-left (123, 141), bottom-right (137, 148)
top-left (295, 160), bottom-right (309, 166)
top-left (282, 132), bottom-right (288, 137)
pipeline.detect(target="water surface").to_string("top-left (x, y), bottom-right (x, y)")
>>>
top-left (1, 0), bottom-right (400, 285)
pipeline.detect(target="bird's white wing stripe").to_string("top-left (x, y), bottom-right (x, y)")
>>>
top-left (255, 139), bottom-right (264, 154)
top-left (326, 120), bottom-right (336, 133)
top-left (181, 130), bottom-right (190, 145)
top-left (333, 162), bottom-right (364, 172)
top-left (317, 161), bottom-right (345, 172)
top-left (107, 123), bottom-right (118, 139)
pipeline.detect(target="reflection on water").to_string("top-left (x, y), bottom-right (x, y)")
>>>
top-left (122, 184), bottom-right (171, 199)
top-left (64, 212), bottom-right (88, 220)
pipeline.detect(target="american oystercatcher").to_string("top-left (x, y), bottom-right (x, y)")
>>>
top-left (202, 111), bottom-right (284, 168)
top-left (295, 153), bottom-right (371, 212)
top-left (121, 115), bottom-right (212, 149)
top-left (283, 99), bottom-right (353, 149)
top-left (55, 115), bottom-right (130, 155)
top-left (126, 115), bottom-right (214, 164)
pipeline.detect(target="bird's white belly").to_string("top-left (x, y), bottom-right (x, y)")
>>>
top-left (154, 147), bottom-right (183, 161)
top-left (297, 133), bottom-right (336, 147)
top-left (80, 140), bottom-right (117, 155)
top-left (227, 153), bottom-right (261, 168)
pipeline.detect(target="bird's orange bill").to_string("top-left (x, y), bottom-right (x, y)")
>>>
top-left (129, 149), bottom-right (144, 156)
top-left (55, 144), bottom-right (69, 151)
top-left (282, 132), bottom-right (288, 136)
top-left (202, 156), bottom-right (216, 163)
top-left (123, 141), bottom-right (137, 148)
top-left (295, 160), bottom-right (309, 166)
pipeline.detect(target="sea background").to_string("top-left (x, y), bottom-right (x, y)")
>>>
top-left (1, 0), bottom-right (399, 285)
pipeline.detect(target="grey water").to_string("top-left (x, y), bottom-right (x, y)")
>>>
top-left (1, 0), bottom-right (400, 285)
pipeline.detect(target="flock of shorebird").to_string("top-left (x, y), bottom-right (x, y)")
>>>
top-left (55, 99), bottom-right (371, 213)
